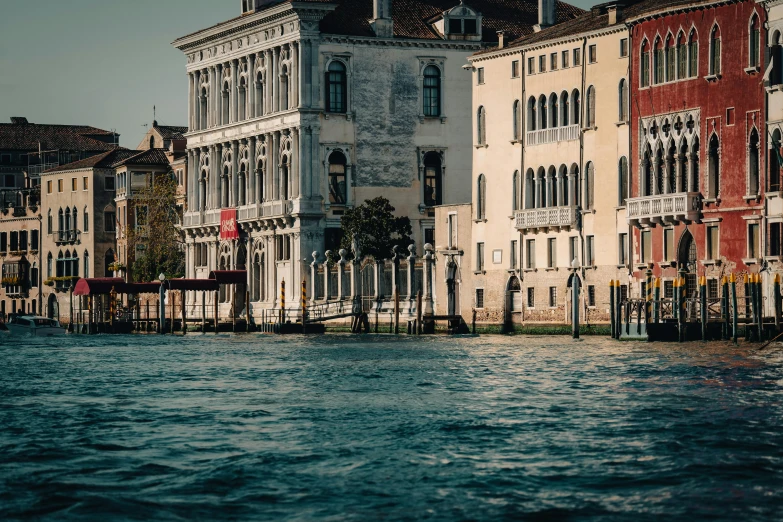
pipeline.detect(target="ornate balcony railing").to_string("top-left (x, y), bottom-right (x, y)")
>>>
top-left (626, 192), bottom-right (701, 227)
top-left (55, 230), bottom-right (78, 245)
top-left (238, 200), bottom-right (293, 221)
top-left (526, 124), bottom-right (580, 146)
top-left (515, 205), bottom-right (579, 230)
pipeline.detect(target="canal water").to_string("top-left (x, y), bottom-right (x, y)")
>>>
top-left (1, 333), bottom-right (782, 521)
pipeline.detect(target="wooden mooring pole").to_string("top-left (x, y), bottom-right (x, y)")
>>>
top-left (731, 274), bottom-right (738, 344)
top-left (699, 276), bottom-right (707, 341)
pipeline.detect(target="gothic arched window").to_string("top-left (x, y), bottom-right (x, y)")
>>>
top-left (618, 79), bottom-right (628, 122)
top-left (477, 174), bottom-right (486, 220)
top-left (749, 129), bottom-right (760, 196)
top-left (477, 106), bottom-right (486, 144)
top-left (708, 134), bottom-right (720, 197)
top-left (586, 86), bottom-right (596, 127)
top-left (771, 129), bottom-right (782, 192)
top-left (527, 97), bottom-right (537, 131)
top-left (709, 25), bottom-right (721, 76)
top-left (749, 14), bottom-right (760, 68)
top-left (512, 100), bottom-right (520, 140)
top-left (641, 39), bottom-right (650, 87)
top-left (619, 156), bottom-right (629, 205)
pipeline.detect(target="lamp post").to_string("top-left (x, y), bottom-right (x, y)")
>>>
top-left (158, 272), bottom-right (166, 334)
top-left (571, 257), bottom-right (580, 339)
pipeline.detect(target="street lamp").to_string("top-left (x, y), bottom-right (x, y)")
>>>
top-left (571, 257), bottom-right (580, 339)
top-left (159, 273), bottom-right (166, 334)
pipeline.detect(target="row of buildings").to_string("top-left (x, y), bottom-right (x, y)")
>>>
top-left (0, 118), bottom-right (186, 320)
top-left (2, 0), bottom-right (782, 327)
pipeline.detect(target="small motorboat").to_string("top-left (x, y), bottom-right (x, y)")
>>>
top-left (6, 315), bottom-right (67, 337)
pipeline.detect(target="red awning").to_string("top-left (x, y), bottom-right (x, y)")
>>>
top-left (208, 270), bottom-right (247, 285)
top-left (125, 282), bottom-right (162, 294)
top-left (73, 278), bottom-right (127, 296)
top-left (167, 278), bottom-right (219, 291)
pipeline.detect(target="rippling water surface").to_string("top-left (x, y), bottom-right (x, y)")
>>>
top-left (1, 333), bottom-right (782, 521)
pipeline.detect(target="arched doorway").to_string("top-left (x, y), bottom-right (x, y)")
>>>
top-left (677, 229), bottom-right (698, 297)
top-left (507, 275), bottom-right (521, 313)
top-left (47, 294), bottom-right (59, 320)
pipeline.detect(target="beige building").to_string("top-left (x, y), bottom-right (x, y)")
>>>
top-left (40, 150), bottom-right (138, 321)
top-left (173, 0), bottom-right (581, 322)
top-left (453, 3), bottom-right (631, 325)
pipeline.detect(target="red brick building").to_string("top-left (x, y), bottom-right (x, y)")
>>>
top-left (625, 0), bottom-right (767, 298)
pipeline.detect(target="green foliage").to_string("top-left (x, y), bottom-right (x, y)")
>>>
top-left (339, 197), bottom-right (413, 260)
top-left (127, 172), bottom-right (185, 282)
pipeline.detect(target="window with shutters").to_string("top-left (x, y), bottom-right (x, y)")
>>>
top-left (654, 38), bottom-right (664, 84)
top-left (476, 174), bottom-right (486, 219)
top-left (618, 156), bottom-right (628, 205)
top-left (749, 14), bottom-right (760, 69)
top-left (547, 238), bottom-right (556, 268)
top-left (677, 31), bottom-right (687, 79)
top-left (709, 25), bottom-right (721, 76)
top-left (477, 106), bottom-right (486, 145)
top-left (641, 40), bottom-right (650, 87)
top-left (585, 86), bottom-right (596, 127)
top-left (618, 233), bottom-right (628, 265)
top-left (526, 239), bottom-right (536, 269)
top-left (666, 35), bottom-right (675, 81)
top-left (476, 242), bottom-right (484, 272)
top-left (689, 30), bottom-right (699, 78)
top-left (586, 235), bottom-right (595, 267)
top-left (664, 228), bottom-right (674, 261)
top-left (618, 80), bottom-right (628, 122)
top-left (706, 226), bottom-right (719, 260)
top-left (748, 223), bottom-right (760, 258)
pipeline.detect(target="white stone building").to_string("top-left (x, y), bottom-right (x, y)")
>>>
top-left (173, 0), bottom-right (582, 319)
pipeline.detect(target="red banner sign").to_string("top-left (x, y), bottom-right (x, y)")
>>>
top-left (220, 208), bottom-right (239, 240)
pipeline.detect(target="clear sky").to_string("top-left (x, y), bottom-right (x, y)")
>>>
top-left (0, 0), bottom-right (597, 149)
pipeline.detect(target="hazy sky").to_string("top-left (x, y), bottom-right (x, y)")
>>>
top-left (0, 0), bottom-right (597, 149)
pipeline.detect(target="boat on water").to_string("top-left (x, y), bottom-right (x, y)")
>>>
top-left (6, 316), bottom-right (67, 337)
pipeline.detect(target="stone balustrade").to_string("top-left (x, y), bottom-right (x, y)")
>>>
top-left (626, 192), bottom-right (701, 227)
top-left (515, 205), bottom-right (579, 231)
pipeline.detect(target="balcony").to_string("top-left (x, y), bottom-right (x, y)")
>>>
top-left (238, 200), bottom-right (292, 221)
top-left (515, 205), bottom-right (579, 231)
top-left (526, 124), bottom-right (580, 146)
top-left (55, 230), bottom-right (78, 245)
top-left (626, 192), bottom-right (701, 227)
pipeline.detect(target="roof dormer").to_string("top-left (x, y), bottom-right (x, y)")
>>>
top-left (440, 3), bottom-right (482, 42)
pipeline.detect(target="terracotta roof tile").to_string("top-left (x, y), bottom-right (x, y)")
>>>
top-left (111, 149), bottom-right (172, 168)
top-left (154, 125), bottom-right (188, 141)
top-left (44, 149), bottom-right (137, 173)
top-left (0, 120), bottom-right (119, 153)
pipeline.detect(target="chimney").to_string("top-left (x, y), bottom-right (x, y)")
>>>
top-left (371, 0), bottom-right (394, 38)
top-left (497, 31), bottom-right (506, 49)
top-left (538, 0), bottom-right (555, 28)
top-left (608, 4), bottom-right (622, 25)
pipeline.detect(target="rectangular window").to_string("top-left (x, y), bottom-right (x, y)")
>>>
top-left (511, 60), bottom-right (519, 78)
top-left (0, 232), bottom-right (6, 252)
top-left (569, 236), bottom-right (578, 266)
top-left (83, 176), bottom-right (88, 190)
top-left (475, 288), bottom-right (484, 309)
top-left (726, 107), bottom-right (735, 126)
top-left (527, 57), bottom-right (535, 75)
top-left (47, 180), bottom-right (52, 194)
top-left (105, 212), bottom-right (116, 232)
top-left (620, 284), bottom-right (628, 303)
top-left (105, 175), bottom-right (115, 191)
top-left (527, 287), bottom-right (535, 308)
top-left (57, 179), bottom-right (63, 192)
top-left (664, 228), bottom-right (674, 261)
top-left (562, 50), bottom-right (569, 68)
top-left (476, 242), bottom-right (484, 272)
top-left (550, 52), bottom-right (557, 70)
top-left (748, 223), bottom-right (760, 258)
top-left (708, 278), bottom-right (719, 299)
top-left (31, 230), bottom-right (38, 251)
top-left (586, 235), bottom-right (595, 266)
top-left (771, 223), bottom-right (782, 256)
top-left (619, 233), bottom-right (628, 265)
top-left (547, 238), bottom-right (556, 268)
top-left (447, 213), bottom-right (457, 249)
top-left (510, 240), bottom-right (518, 269)
top-left (588, 44), bottom-right (597, 63)
top-left (664, 280), bottom-right (674, 299)
top-left (19, 230), bottom-right (27, 252)
top-left (477, 67), bottom-right (485, 85)
top-left (71, 178), bottom-right (77, 191)
top-left (588, 285), bottom-right (596, 307)
top-left (0, 154), bottom-right (10, 164)
top-left (641, 230), bottom-right (651, 263)
top-left (620, 38), bottom-right (629, 58)
top-left (573, 48), bottom-right (581, 66)
top-left (463, 19), bottom-right (476, 34)
top-left (526, 239), bottom-right (536, 269)
top-left (707, 225), bottom-right (719, 260)
top-left (549, 286), bottom-right (557, 307)
top-left (539, 55), bottom-right (546, 73)
top-left (3, 174), bottom-right (14, 187)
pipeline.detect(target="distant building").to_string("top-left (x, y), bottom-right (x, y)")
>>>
top-left (172, 0), bottom-right (582, 321)
top-left (0, 117), bottom-right (118, 320)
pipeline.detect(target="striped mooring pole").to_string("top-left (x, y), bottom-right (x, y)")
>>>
top-left (280, 279), bottom-right (285, 325)
top-left (744, 274), bottom-right (751, 341)
top-left (699, 276), bottom-right (707, 341)
top-left (609, 280), bottom-right (616, 339)
top-left (645, 268), bottom-right (653, 326)
top-left (756, 273), bottom-right (763, 341)
top-left (615, 281), bottom-right (622, 340)
top-left (301, 279), bottom-right (307, 334)
top-left (678, 275), bottom-right (686, 342)
top-left (653, 277), bottom-right (660, 324)
top-left (774, 274), bottom-right (781, 332)
top-left (731, 273), bottom-right (738, 344)
top-left (721, 276), bottom-right (729, 340)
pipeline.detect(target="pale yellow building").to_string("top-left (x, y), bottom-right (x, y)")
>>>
top-left (459, 3), bottom-right (632, 325)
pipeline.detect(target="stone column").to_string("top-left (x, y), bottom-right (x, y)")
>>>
top-left (568, 173), bottom-right (576, 206)
top-left (291, 42), bottom-right (299, 108)
top-left (688, 152), bottom-right (697, 192)
top-left (323, 251), bottom-right (332, 302)
top-left (272, 47), bottom-right (280, 113)
top-left (337, 249), bottom-right (348, 301)
top-left (406, 244), bottom-right (416, 304)
top-left (292, 127), bottom-right (300, 199)
top-left (230, 60), bottom-right (238, 123)
top-left (534, 177), bottom-right (541, 208)
top-left (248, 136), bottom-right (257, 204)
top-left (231, 141), bottom-right (239, 207)
top-left (248, 55), bottom-right (256, 118)
top-left (188, 72), bottom-right (195, 130)
top-left (187, 150), bottom-right (196, 211)
top-left (194, 70), bottom-right (202, 130)
top-left (423, 243), bottom-right (434, 315)
top-left (675, 154), bottom-right (684, 193)
top-left (310, 251), bottom-right (319, 305)
top-left (213, 144), bottom-right (221, 209)
top-left (272, 131), bottom-right (280, 200)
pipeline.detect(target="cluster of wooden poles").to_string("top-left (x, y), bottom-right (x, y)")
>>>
top-left (608, 271), bottom-right (782, 342)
